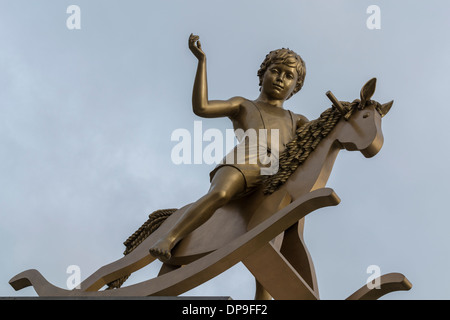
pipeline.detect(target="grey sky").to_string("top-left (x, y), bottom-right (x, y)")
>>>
top-left (1, 0), bottom-right (449, 299)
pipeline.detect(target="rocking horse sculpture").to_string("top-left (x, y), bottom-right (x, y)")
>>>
top-left (9, 35), bottom-right (412, 300)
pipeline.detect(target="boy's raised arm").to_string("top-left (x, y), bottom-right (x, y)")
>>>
top-left (189, 34), bottom-right (242, 118)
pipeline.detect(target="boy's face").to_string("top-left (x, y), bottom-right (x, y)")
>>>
top-left (261, 63), bottom-right (298, 101)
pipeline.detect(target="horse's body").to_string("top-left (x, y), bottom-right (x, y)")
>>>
top-left (10, 79), bottom-right (411, 299)
top-left (164, 93), bottom-right (385, 295)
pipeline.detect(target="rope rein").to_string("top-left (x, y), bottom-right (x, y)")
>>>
top-left (106, 208), bottom-right (177, 290)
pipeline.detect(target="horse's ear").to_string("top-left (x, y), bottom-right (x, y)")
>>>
top-left (360, 78), bottom-right (377, 102)
top-left (379, 100), bottom-right (393, 117)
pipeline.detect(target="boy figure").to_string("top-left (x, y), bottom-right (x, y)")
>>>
top-left (150, 34), bottom-right (308, 261)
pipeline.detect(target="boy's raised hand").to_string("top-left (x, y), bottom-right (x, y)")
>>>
top-left (189, 33), bottom-right (205, 61)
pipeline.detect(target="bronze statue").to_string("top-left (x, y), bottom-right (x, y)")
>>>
top-left (9, 34), bottom-right (411, 300)
top-left (149, 34), bottom-right (309, 262)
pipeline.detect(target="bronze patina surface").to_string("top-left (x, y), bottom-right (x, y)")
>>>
top-left (9, 34), bottom-right (410, 300)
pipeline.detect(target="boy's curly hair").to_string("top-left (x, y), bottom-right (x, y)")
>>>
top-left (257, 48), bottom-right (306, 99)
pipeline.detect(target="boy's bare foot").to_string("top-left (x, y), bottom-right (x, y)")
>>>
top-left (149, 247), bottom-right (171, 262)
top-left (149, 238), bottom-right (173, 262)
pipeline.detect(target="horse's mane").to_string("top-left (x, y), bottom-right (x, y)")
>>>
top-left (263, 100), bottom-right (359, 195)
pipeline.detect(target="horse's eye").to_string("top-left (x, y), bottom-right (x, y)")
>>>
top-left (363, 112), bottom-right (370, 119)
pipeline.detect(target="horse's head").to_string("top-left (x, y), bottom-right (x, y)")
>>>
top-left (264, 78), bottom-right (393, 195)
top-left (335, 78), bottom-right (393, 158)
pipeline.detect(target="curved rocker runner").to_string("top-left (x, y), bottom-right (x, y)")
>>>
top-left (10, 188), bottom-right (338, 297)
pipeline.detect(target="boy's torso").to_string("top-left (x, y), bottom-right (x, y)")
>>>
top-left (229, 98), bottom-right (298, 149)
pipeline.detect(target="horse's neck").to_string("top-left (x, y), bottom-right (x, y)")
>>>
top-left (283, 127), bottom-right (343, 201)
top-left (220, 120), bottom-right (345, 227)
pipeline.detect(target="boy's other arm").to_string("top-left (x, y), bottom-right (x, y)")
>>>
top-left (295, 113), bottom-right (309, 128)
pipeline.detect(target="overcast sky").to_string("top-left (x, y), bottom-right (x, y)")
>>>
top-left (1, 0), bottom-right (450, 299)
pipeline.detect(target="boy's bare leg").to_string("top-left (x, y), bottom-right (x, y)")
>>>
top-left (149, 166), bottom-right (246, 261)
